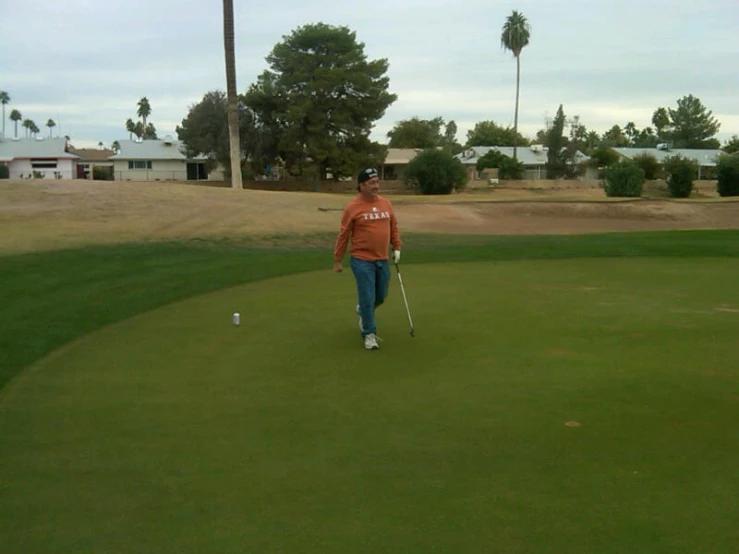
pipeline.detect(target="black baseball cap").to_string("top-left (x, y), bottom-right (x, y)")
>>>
top-left (357, 167), bottom-right (378, 184)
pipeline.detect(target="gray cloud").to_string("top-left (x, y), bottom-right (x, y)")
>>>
top-left (2, 0), bottom-right (737, 148)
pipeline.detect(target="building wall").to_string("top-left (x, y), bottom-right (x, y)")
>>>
top-left (113, 159), bottom-right (219, 181)
top-left (9, 158), bottom-right (76, 179)
top-left (113, 159), bottom-right (188, 181)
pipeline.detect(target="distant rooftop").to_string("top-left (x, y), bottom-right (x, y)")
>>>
top-left (109, 136), bottom-right (208, 161)
top-left (0, 137), bottom-right (79, 162)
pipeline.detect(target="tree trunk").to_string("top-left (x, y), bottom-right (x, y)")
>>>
top-left (223, 0), bottom-right (243, 189)
top-left (513, 54), bottom-right (520, 161)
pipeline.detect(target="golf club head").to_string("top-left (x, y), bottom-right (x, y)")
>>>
top-left (410, 329), bottom-right (415, 337)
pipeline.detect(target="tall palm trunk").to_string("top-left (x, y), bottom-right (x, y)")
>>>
top-left (513, 54), bottom-right (520, 161)
top-left (223, 0), bottom-right (243, 189)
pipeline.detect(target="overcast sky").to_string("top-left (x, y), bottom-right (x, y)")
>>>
top-left (2, 0), bottom-right (738, 149)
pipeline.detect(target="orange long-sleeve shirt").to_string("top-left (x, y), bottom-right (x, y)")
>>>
top-left (333, 195), bottom-right (402, 262)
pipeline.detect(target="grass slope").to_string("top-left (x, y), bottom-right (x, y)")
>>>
top-left (3, 229), bottom-right (739, 392)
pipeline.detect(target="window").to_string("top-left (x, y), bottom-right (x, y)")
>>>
top-left (31, 158), bottom-right (58, 169)
top-left (128, 160), bottom-right (153, 169)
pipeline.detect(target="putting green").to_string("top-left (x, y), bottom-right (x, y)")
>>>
top-left (2, 259), bottom-right (738, 553)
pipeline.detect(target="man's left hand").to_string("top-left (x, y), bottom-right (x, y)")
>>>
top-left (392, 250), bottom-right (401, 264)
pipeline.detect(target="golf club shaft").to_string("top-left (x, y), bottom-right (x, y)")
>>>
top-left (395, 263), bottom-right (414, 333)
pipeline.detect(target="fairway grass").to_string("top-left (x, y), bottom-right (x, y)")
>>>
top-left (2, 234), bottom-right (739, 552)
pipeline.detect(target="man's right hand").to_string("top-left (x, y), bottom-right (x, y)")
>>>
top-left (332, 261), bottom-right (342, 273)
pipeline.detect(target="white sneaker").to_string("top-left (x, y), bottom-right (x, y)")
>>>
top-left (364, 333), bottom-right (379, 350)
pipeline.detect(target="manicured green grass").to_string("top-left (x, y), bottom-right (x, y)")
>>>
top-left (2, 230), bottom-right (739, 552)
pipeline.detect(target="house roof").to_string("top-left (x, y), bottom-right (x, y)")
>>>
top-left (0, 137), bottom-right (80, 162)
top-left (70, 148), bottom-right (114, 160)
top-left (109, 137), bottom-right (207, 161)
top-left (612, 147), bottom-right (725, 166)
top-left (382, 148), bottom-right (424, 165)
top-left (455, 145), bottom-right (589, 166)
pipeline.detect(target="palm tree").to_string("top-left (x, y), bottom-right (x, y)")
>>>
top-left (125, 118), bottom-right (135, 140)
top-left (10, 109), bottom-right (21, 139)
top-left (222, 0), bottom-right (242, 189)
top-left (0, 91), bottom-right (9, 139)
top-left (137, 97), bottom-right (151, 130)
top-left (112, 140), bottom-right (121, 152)
top-left (30, 121), bottom-right (40, 138)
top-left (46, 118), bottom-right (56, 138)
top-left (501, 10), bottom-right (531, 161)
top-left (22, 119), bottom-right (33, 138)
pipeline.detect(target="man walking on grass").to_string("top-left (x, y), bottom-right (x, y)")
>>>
top-left (333, 167), bottom-right (402, 350)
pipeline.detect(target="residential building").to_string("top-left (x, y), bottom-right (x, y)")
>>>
top-left (69, 147), bottom-right (115, 179)
top-left (379, 148), bottom-right (424, 180)
top-left (455, 145), bottom-right (593, 181)
top-left (109, 136), bottom-right (223, 181)
top-left (612, 146), bottom-right (725, 179)
top-left (0, 137), bottom-right (79, 179)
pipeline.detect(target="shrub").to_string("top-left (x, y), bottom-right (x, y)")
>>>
top-left (404, 148), bottom-right (467, 195)
top-left (632, 153), bottom-right (661, 180)
top-left (601, 158), bottom-right (645, 198)
top-left (716, 153), bottom-right (739, 197)
top-left (663, 155), bottom-right (698, 198)
top-left (93, 166), bottom-right (113, 181)
top-left (0, 163), bottom-right (8, 179)
top-left (590, 146), bottom-right (620, 168)
top-left (475, 150), bottom-right (524, 180)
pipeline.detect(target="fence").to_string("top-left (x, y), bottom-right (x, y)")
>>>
top-left (115, 170), bottom-right (213, 182)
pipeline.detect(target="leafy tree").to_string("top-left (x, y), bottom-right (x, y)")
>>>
top-left (544, 105), bottom-right (572, 178)
top-left (602, 159), bottom-right (645, 198)
top-left (475, 149), bottom-right (524, 179)
top-left (243, 22), bottom-right (397, 180)
top-left (633, 127), bottom-right (659, 148)
top-left (404, 148), bottom-right (467, 195)
top-left (465, 120), bottom-right (529, 147)
top-left (442, 120), bottom-right (462, 154)
top-left (0, 91), bottom-right (9, 140)
top-left (10, 109), bottom-right (21, 139)
top-left (651, 107), bottom-right (671, 140)
top-left (500, 10), bottom-right (531, 160)
top-left (387, 117), bottom-right (444, 149)
top-left (222, 0), bottom-right (242, 189)
top-left (663, 155), bottom-right (698, 198)
top-left (601, 125), bottom-right (629, 147)
top-left (652, 95), bottom-right (721, 148)
top-left (716, 154), bottom-right (739, 197)
top-left (177, 90), bottom-right (274, 178)
top-left (723, 135), bottom-right (739, 154)
top-left (143, 123), bottom-right (158, 140)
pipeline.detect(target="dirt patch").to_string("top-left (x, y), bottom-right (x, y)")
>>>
top-left (1, 179), bottom-right (738, 254)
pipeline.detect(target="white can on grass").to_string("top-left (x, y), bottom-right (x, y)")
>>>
top-left (233, 312), bottom-right (240, 326)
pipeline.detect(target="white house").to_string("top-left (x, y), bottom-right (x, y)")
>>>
top-left (455, 145), bottom-right (593, 180)
top-left (0, 137), bottom-right (80, 179)
top-left (109, 136), bottom-right (223, 181)
top-left (612, 146), bottom-right (726, 179)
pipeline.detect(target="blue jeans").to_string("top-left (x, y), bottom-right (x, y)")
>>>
top-left (350, 256), bottom-right (390, 337)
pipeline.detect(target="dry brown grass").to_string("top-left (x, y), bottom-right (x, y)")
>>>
top-left (2, 178), bottom-right (739, 255)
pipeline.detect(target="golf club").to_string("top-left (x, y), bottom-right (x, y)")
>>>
top-left (394, 261), bottom-right (415, 337)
